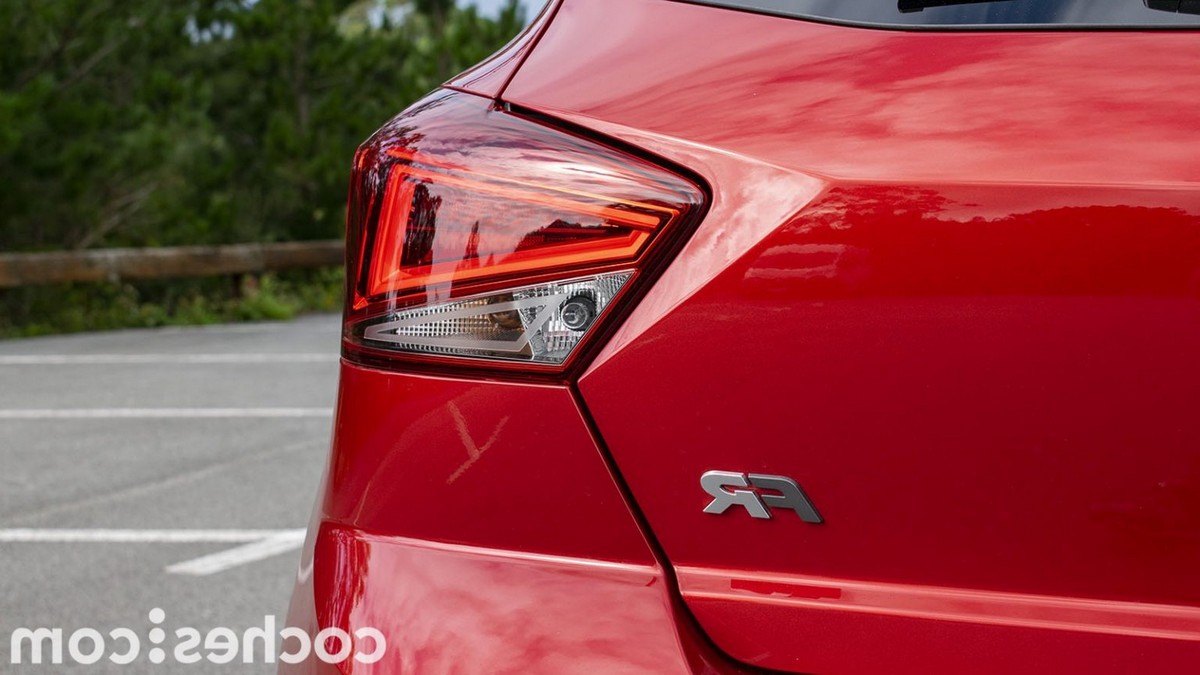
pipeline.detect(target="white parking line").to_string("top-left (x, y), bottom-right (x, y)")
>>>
top-left (156, 323), bottom-right (336, 335)
top-left (0, 353), bottom-right (338, 365)
top-left (0, 528), bottom-right (307, 576)
top-left (0, 408), bottom-right (333, 419)
top-left (165, 531), bottom-right (307, 576)
top-left (0, 528), bottom-right (299, 543)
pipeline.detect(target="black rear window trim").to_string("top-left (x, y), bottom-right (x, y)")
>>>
top-left (670, 0), bottom-right (1200, 32)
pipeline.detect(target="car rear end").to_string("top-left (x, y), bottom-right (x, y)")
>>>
top-left (283, 1), bottom-right (1200, 672)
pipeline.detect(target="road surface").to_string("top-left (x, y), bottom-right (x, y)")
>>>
top-left (0, 314), bottom-right (340, 672)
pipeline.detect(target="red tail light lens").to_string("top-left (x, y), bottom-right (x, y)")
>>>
top-left (343, 91), bottom-right (706, 374)
top-left (366, 154), bottom-right (667, 299)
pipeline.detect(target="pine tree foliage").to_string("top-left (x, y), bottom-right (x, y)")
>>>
top-left (0, 0), bottom-right (525, 252)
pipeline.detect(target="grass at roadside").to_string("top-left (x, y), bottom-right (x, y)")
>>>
top-left (0, 267), bottom-right (344, 339)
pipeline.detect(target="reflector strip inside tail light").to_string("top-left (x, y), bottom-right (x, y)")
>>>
top-left (363, 272), bottom-right (631, 364)
top-left (343, 90), bottom-right (706, 374)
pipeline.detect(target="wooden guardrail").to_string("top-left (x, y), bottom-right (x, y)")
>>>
top-left (0, 240), bottom-right (345, 288)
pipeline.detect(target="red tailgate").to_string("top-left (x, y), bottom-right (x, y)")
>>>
top-left (503, 0), bottom-right (1200, 672)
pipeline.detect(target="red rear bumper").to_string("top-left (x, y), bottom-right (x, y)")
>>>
top-left (279, 362), bottom-right (739, 674)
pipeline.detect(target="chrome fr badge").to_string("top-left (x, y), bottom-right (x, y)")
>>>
top-left (701, 471), bottom-right (823, 523)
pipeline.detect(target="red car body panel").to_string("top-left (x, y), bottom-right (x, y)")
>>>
top-left (284, 364), bottom-right (741, 673)
top-left (288, 523), bottom-right (705, 674)
top-left (322, 365), bottom-right (651, 563)
top-left (505, 0), bottom-right (1200, 671)
top-left (505, 0), bottom-right (1200, 186)
top-left (443, 0), bottom-right (560, 99)
top-left (285, 0), bottom-right (1200, 672)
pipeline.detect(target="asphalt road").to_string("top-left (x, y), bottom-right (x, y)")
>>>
top-left (0, 314), bottom-right (341, 673)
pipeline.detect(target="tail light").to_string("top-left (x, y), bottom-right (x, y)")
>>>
top-left (342, 90), bottom-right (706, 375)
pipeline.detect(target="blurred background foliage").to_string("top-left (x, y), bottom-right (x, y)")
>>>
top-left (0, 0), bottom-right (526, 336)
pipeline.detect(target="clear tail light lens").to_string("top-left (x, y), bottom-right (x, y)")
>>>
top-left (343, 90), bottom-right (706, 375)
top-left (363, 272), bottom-right (631, 365)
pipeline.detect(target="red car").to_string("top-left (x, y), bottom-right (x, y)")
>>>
top-left (283, 1), bottom-right (1200, 672)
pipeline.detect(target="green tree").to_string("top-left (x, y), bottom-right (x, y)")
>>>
top-left (0, 1), bottom-right (221, 251)
top-left (0, 0), bottom-right (525, 252)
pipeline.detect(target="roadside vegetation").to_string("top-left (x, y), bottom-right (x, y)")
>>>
top-left (0, 0), bottom-right (524, 336)
top-left (0, 269), bottom-right (344, 338)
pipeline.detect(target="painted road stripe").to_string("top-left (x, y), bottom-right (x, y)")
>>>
top-left (0, 408), bottom-right (332, 419)
top-left (0, 529), bottom-right (307, 576)
top-left (0, 529), bottom-right (303, 543)
top-left (0, 353), bottom-right (337, 365)
top-left (157, 323), bottom-right (335, 334)
top-left (165, 531), bottom-right (307, 576)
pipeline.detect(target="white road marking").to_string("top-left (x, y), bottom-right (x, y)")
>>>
top-left (0, 408), bottom-right (332, 419)
top-left (156, 323), bottom-right (336, 335)
top-left (0, 528), bottom-right (301, 543)
top-left (165, 531), bottom-right (307, 576)
top-left (0, 529), bottom-right (307, 576)
top-left (0, 353), bottom-right (337, 365)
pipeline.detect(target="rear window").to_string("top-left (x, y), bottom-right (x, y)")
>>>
top-left (676, 0), bottom-right (1200, 29)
